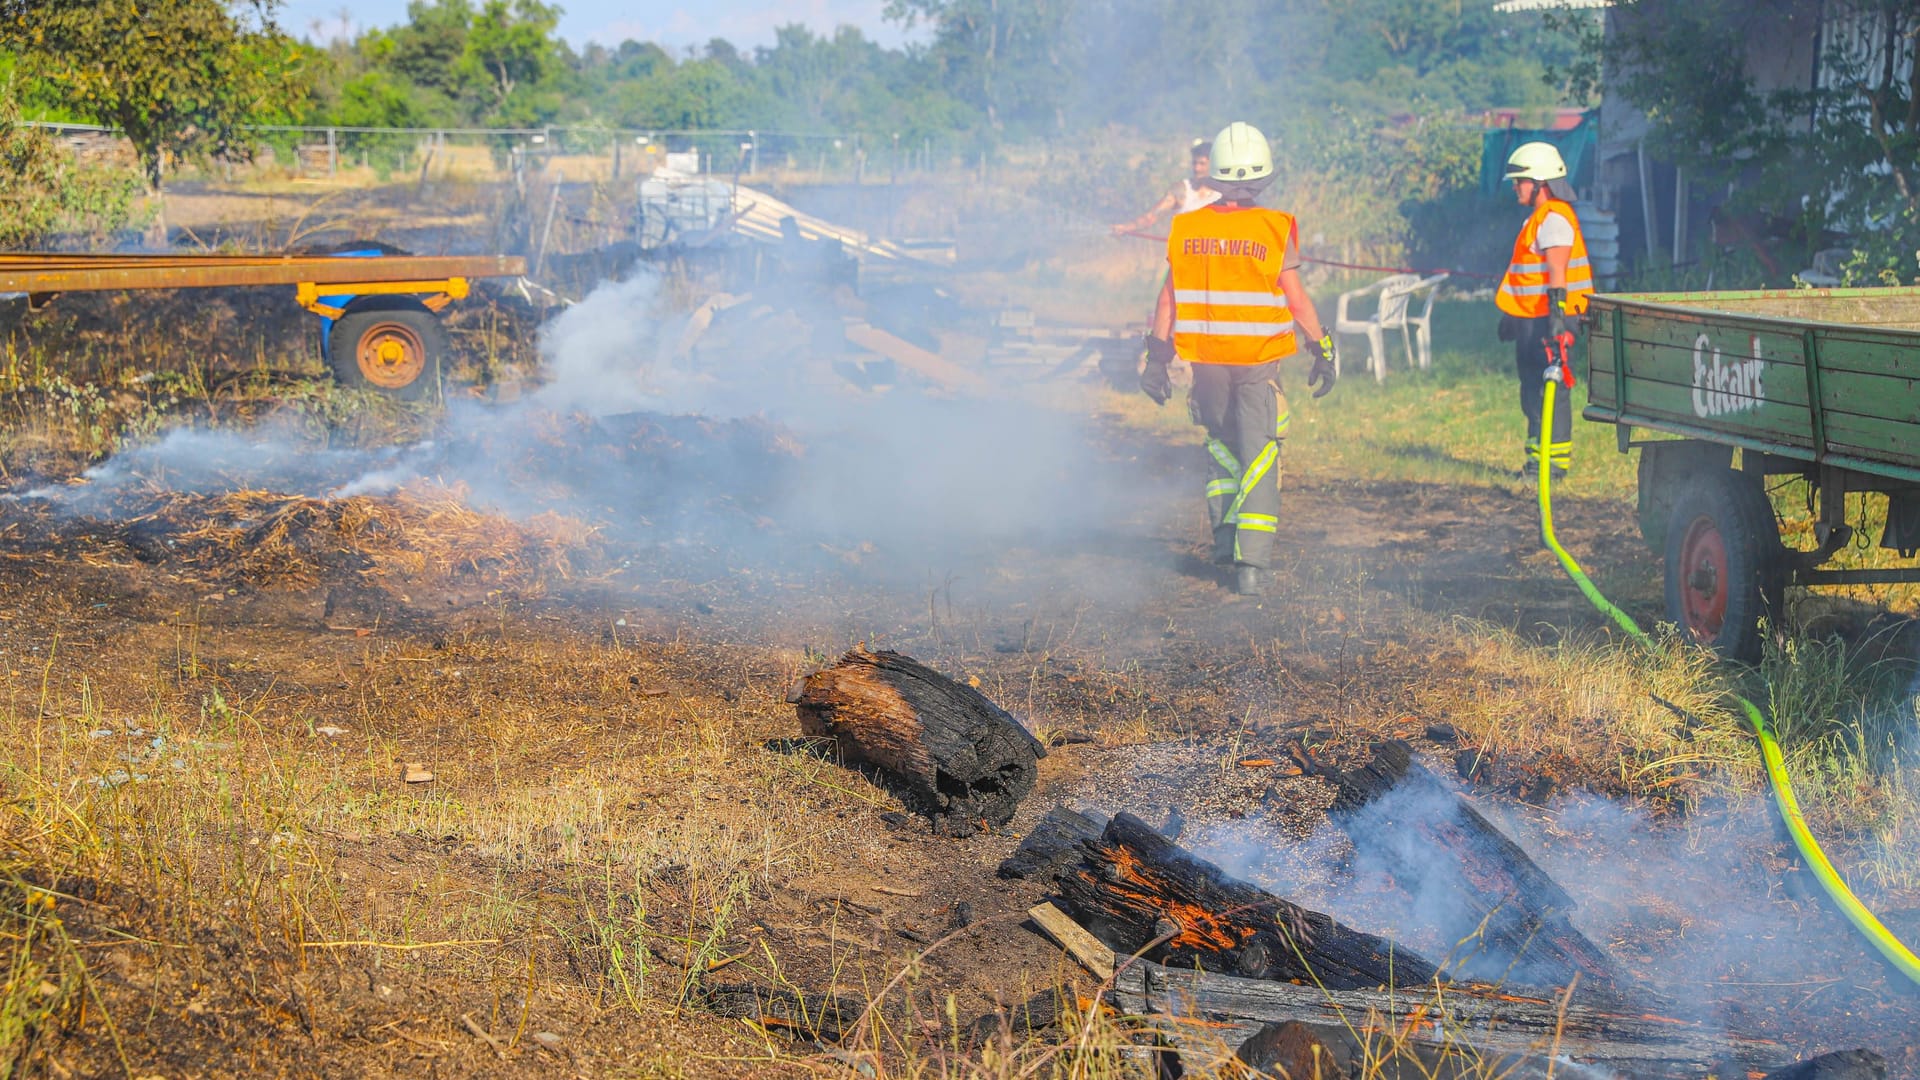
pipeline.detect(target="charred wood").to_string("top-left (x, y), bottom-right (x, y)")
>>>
top-left (998, 806), bottom-right (1107, 882)
top-left (1231, 1020), bottom-right (1348, 1080)
top-left (792, 646), bottom-right (1043, 837)
top-left (1327, 740), bottom-right (1620, 994)
top-left (1057, 812), bottom-right (1440, 990)
top-left (963, 988), bottom-right (1072, 1048)
top-left (699, 983), bottom-right (869, 1042)
top-left (1114, 960), bottom-right (1782, 1076)
top-left (1761, 1050), bottom-right (1887, 1080)
top-left (1223, 1018), bottom-right (1623, 1080)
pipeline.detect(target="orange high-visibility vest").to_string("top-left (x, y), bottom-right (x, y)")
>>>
top-left (1167, 206), bottom-right (1297, 365)
top-left (1496, 198), bottom-right (1594, 318)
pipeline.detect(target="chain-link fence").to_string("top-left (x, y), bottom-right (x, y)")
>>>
top-left (29, 121), bottom-right (960, 187)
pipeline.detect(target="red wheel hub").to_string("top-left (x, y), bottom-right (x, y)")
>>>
top-left (1677, 513), bottom-right (1730, 642)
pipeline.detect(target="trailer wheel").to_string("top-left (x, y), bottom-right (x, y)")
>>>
top-left (327, 300), bottom-right (445, 399)
top-left (1663, 470), bottom-right (1784, 661)
top-left (1637, 441), bottom-right (1733, 554)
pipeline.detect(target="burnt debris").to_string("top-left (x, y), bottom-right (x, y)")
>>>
top-left (791, 646), bottom-right (1043, 837)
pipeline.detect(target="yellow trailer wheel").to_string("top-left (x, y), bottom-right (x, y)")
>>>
top-left (327, 301), bottom-right (446, 399)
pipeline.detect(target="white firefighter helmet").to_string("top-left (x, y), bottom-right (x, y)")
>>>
top-left (1504, 141), bottom-right (1568, 182)
top-left (1209, 122), bottom-right (1273, 182)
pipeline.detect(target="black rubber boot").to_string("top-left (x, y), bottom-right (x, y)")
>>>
top-left (1212, 525), bottom-right (1237, 566)
top-left (1233, 564), bottom-right (1265, 597)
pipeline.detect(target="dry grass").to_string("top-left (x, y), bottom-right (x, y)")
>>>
top-left (115, 481), bottom-right (602, 594)
top-left (0, 620), bottom-right (863, 1073)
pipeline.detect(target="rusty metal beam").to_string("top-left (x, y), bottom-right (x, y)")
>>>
top-left (0, 254), bottom-right (525, 294)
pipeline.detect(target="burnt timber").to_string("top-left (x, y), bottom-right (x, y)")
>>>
top-left (1057, 812), bottom-right (1441, 989)
top-left (791, 646), bottom-right (1043, 836)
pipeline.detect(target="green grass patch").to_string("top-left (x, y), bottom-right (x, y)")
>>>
top-left (1101, 298), bottom-right (1640, 500)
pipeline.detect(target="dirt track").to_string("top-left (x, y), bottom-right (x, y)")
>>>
top-left (2, 412), bottom-right (1917, 1077)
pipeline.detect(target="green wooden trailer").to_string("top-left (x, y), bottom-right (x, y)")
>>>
top-left (1582, 286), bottom-right (1920, 659)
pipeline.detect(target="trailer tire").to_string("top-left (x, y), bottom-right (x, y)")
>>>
top-left (1637, 441), bottom-right (1733, 554)
top-left (327, 300), bottom-right (445, 399)
top-left (1663, 469), bottom-right (1784, 661)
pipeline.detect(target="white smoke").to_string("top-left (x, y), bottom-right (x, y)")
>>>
top-left (531, 274), bottom-right (671, 416)
top-left (15, 267), bottom-right (1137, 587)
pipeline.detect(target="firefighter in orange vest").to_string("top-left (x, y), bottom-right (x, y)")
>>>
top-left (1495, 141), bottom-right (1594, 479)
top-left (1140, 122), bottom-right (1336, 598)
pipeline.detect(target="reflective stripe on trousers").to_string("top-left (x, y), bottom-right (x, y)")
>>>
top-left (1226, 441), bottom-right (1280, 561)
top-left (1525, 435), bottom-right (1572, 469)
top-left (1190, 361), bottom-right (1286, 568)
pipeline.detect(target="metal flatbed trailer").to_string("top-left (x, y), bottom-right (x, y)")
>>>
top-left (0, 251), bottom-right (526, 397)
top-left (1583, 285), bottom-right (1920, 658)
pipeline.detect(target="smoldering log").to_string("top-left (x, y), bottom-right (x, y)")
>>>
top-left (791, 646), bottom-right (1044, 837)
top-left (997, 806), bottom-right (1108, 881)
top-left (1113, 960), bottom-right (1783, 1076)
top-left (1057, 812), bottom-right (1440, 990)
top-left (1327, 740), bottom-right (1621, 994)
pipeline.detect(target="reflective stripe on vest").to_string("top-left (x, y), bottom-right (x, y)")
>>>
top-left (1167, 207), bottom-right (1298, 365)
top-left (1496, 199), bottom-right (1594, 318)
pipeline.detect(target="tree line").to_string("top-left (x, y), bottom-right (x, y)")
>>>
top-left (0, 0), bottom-right (1912, 284)
top-left (0, 0), bottom-right (1576, 173)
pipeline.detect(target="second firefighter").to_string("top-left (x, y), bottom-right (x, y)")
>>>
top-left (1495, 141), bottom-right (1594, 479)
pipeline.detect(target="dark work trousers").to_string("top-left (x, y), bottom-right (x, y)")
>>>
top-left (1513, 315), bottom-right (1571, 470)
top-left (1188, 359), bottom-right (1289, 569)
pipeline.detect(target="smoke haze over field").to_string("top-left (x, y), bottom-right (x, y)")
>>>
top-left (19, 271), bottom-right (1130, 590)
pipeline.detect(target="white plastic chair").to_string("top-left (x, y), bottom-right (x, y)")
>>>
top-left (1332, 272), bottom-right (1448, 381)
top-left (1400, 273), bottom-right (1449, 373)
top-left (1333, 273), bottom-right (1416, 381)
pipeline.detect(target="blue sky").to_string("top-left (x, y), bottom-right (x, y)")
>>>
top-left (276, 0), bottom-right (914, 51)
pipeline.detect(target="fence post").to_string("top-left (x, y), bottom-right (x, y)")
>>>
top-left (534, 170), bottom-right (564, 278)
top-left (327, 127), bottom-right (337, 179)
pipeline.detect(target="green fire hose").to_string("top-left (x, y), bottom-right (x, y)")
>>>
top-left (1536, 368), bottom-right (1920, 988)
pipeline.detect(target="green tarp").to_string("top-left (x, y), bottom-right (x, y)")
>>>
top-left (1481, 111), bottom-right (1597, 198)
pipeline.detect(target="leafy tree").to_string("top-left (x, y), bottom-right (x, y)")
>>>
top-left (1569, 0), bottom-right (1919, 281)
top-left (466, 0), bottom-right (565, 115)
top-left (0, 97), bottom-right (142, 248)
top-left (886, 0), bottom-right (1073, 135)
top-left (0, 0), bottom-right (308, 190)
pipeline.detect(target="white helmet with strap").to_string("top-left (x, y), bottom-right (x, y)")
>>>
top-left (1504, 141), bottom-right (1568, 182)
top-left (1210, 122), bottom-right (1273, 182)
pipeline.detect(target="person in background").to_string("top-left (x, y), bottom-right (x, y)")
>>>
top-left (1111, 138), bottom-right (1220, 236)
top-left (1495, 141), bottom-right (1593, 480)
top-left (1138, 122), bottom-right (1336, 598)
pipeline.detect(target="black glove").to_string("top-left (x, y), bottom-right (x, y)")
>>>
top-left (1547, 288), bottom-right (1571, 343)
top-left (1308, 333), bottom-right (1337, 399)
top-left (1140, 334), bottom-right (1176, 405)
top-left (1497, 313), bottom-right (1520, 342)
